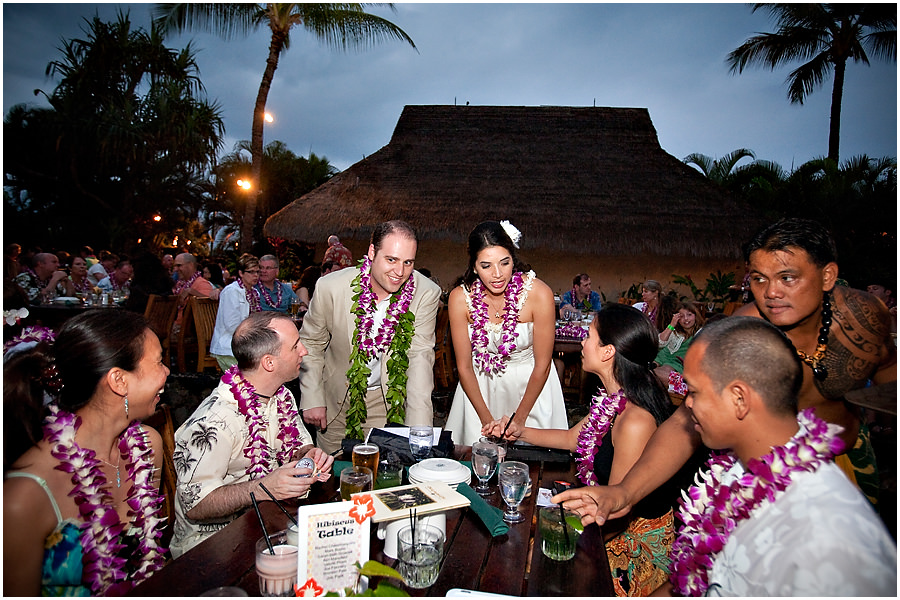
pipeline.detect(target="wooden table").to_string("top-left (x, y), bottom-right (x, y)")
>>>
top-left (129, 449), bottom-right (613, 597)
top-left (25, 302), bottom-right (122, 331)
top-left (846, 381), bottom-right (897, 416)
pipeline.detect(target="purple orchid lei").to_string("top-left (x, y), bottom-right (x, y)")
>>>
top-left (223, 366), bottom-right (304, 478)
top-left (467, 270), bottom-right (532, 375)
top-left (555, 323), bottom-right (588, 340)
top-left (3, 325), bottom-right (55, 355)
top-left (172, 270), bottom-right (200, 295)
top-left (237, 279), bottom-right (262, 313)
top-left (43, 404), bottom-right (166, 595)
top-left (669, 408), bottom-right (845, 596)
top-left (256, 280), bottom-right (284, 308)
top-left (345, 256), bottom-right (416, 438)
top-left (575, 388), bottom-right (628, 485)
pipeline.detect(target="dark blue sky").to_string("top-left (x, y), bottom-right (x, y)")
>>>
top-left (4, 3), bottom-right (897, 172)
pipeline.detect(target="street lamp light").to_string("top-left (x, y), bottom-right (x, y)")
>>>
top-left (264, 112), bottom-right (274, 123)
top-left (236, 179), bottom-right (252, 190)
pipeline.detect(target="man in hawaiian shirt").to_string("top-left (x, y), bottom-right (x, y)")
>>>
top-left (96, 258), bottom-right (134, 296)
top-left (15, 252), bottom-right (70, 304)
top-left (171, 311), bottom-right (332, 557)
top-left (322, 235), bottom-right (353, 270)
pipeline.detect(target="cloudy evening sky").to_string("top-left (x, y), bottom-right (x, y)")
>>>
top-left (3, 3), bottom-right (897, 173)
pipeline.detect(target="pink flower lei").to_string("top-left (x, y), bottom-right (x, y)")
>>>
top-left (669, 408), bottom-right (845, 596)
top-left (575, 388), bottom-right (628, 485)
top-left (3, 325), bottom-right (56, 355)
top-left (345, 256), bottom-right (416, 438)
top-left (467, 270), bottom-right (531, 375)
top-left (43, 405), bottom-right (166, 595)
top-left (256, 280), bottom-right (284, 309)
top-left (237, 279), bottom-right (262, 313)
top-left (223, 366), bottom-right (304, 478)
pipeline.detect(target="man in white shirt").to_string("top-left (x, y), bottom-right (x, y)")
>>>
top-left (659, 317), bottom-right (896, 596)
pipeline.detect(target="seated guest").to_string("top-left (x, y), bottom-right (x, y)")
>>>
top-left (293, 264), bottom-right (322, 311)
top-left (171, 253), bottom-right (214, 331)
top-left (631, 279), bottom-right (663, 331)
top-left (67, 256), bottom-right (93, 297)
top-left (87, 251), bottom-right (117, 286)
top-left (161, 253), bottom-right (176, 282)
top-left (209, 254), bottom-right (261, 370)
top-left (3, 310), bottom-right (169, 595)
top-left (660, 317), bottom-right (896, 596)
top-left (558, 273), bottom-right (602, 318)
top-left (255, 254), bottom-right (297, 313)
top-left (79, 245), bottom-right (98, 267)
top-left (202, 261), bottom-right (226, 290)
top-left (170, 311), bottom-right (333, 557)
top-left (15, 252), bottom-right (70, 304)
top-left (125, 252), bottom-right (174, 314)
top-left (653, 300), bottom-right (705, 379)
top-left (97, 258), bottom-right (134, 296)
top-left (485, 303), bottom-right (676, 596)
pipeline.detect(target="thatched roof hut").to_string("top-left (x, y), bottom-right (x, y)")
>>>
top-left (265, 105), bottom-right (765, 296)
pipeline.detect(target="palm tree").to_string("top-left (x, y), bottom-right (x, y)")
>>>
top-left (153, 3), bottom-right (416, 252)
top-left (726, 4), bottom-right (896, 163)
top-left (683, 148), bottom-right (757, 186)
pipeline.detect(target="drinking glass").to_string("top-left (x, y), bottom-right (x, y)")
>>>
top-left (339, 466), bottom-right (373, 500)
top-left (498, 461), bottom-right (529, 523)
top-left (397, 524), bottom-right (445, 589)
top-left (409, 426), bottom-right (434, 461)
top-left (255, 530), bottom-right (298, 596)
top-left (538, 506), bottom-right (580, 561)
top-left (352, 443), bottom-right (380, 481)
top-left (289, 298), bottom-right (302, 317)
top-left (471, 439), bottom-right (499, 496)
top-left (375, 458), bottom-right (403, 489)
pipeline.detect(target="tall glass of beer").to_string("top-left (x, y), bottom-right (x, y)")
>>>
top-left (352, 443), bottom-right (380, 481)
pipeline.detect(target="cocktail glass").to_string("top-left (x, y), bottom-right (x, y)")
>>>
top-left (255, 530), bottom-right (298, 597)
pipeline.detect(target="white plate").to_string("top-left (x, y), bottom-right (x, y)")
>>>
top-left (408, 457), bottom-right (471, 489)
top-left (52, 297), bottom-right (81, 303)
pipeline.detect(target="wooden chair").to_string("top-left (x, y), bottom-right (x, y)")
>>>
top-left (190, 297), bottom-right (220, 373)
top-left (142, 404), bottom-right (177, 554)
top-left (143, 294), bottom-right (178, 365)
top-left (175, 296), bottom-right (220, 373)
top-left (433, 304), bottom-right (457, 390)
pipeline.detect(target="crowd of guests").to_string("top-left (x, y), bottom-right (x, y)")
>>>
top-left (3, 220), bottom-right (897, 596)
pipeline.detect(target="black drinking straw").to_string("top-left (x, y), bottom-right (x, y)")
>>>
top-left (554, 483), bottom-right (570, 545)
top-left (258, 483), bottom-right (298, 526)
top-left (250, 491), bottom-right (275, 555)
top-left (499, 411), bottom-right (517, 440)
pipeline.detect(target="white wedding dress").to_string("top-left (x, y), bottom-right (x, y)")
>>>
top-left (445, 319), bottom-right (568, 446)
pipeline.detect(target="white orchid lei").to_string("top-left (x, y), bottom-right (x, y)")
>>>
top-left (669, 408), bottom-right (845, 596)
top-left (223, 366), bottom-right (305, 478)
top-left (575, 388), bottom-right (628, 485)
top-left (256, 280), bottom-right (284, 309)
top-left (43, 404), bottom-right (166, 595)
top-left (466, 271), bottom-right (532, 375)
top-left (3, 324), bottom-right (55, 354)
top-left (237, 279), bottom-right (262, 313)
top-left (345, 257), bottom-right (416, 439)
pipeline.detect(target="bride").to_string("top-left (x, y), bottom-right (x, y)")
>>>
top-left (445, 220), bottom-right (567, 445)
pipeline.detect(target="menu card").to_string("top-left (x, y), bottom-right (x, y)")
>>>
top-left (296, 500), bottom-right (371, 595)
top-left (355, 480), bottom-right (470, 523)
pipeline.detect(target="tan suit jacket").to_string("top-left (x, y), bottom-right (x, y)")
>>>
top-left (298, 267), bottom-right (441, 450)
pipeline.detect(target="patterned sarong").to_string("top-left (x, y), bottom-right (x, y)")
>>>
top-left (606, 509), bottom-right (674, 596)
top-left (834, 421), bottom-right (880, 511)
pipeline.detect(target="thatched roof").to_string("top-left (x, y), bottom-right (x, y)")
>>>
top-left (264, 105), bottom-right (765, 258)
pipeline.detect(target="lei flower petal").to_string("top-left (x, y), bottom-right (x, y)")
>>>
top-left (575, 388), bottom-right (628, 485)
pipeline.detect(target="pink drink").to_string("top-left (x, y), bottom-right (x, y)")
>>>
top-left (255, 540), bottom-right (298, 597)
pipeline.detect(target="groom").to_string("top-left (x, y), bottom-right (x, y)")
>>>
top-left (298, 220), bottom-right (442, 454)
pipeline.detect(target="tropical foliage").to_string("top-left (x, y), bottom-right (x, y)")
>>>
top-left (683, 148), bottom-right (757, 186)
top-left (153, 3), bottom-right (417, 252)
top-left (727, 4), bottom-right (896, 162)
top-left (3, 12), bottom-right (225, 251)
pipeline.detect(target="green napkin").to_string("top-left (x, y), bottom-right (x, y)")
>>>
top-left (334, 460), bottom-right (353, 476)
top-left (457, 482), bottom-right (509, 537)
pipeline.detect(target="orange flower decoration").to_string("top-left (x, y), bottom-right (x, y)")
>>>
top-left (349, 494), bottom-right (375, 524)
top-left (296, 577), bottom-right (324, 597)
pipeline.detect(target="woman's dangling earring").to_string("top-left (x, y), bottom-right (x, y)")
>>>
top-left (124, 395), bottom-right (129, 420)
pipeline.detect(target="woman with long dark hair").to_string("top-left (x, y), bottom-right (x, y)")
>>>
top-left (3, 310), bottom-right (169, 595)
top-left (445, 220), bottom-right (567, 445)
top-left (486, 303), bottom-right (676, 596)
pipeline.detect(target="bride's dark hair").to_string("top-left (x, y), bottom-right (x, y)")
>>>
top-left (462, 221), bottom-right (530, 287)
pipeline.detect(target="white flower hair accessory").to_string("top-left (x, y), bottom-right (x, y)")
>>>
top-left (500, 220), bottom-right (522, 249)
